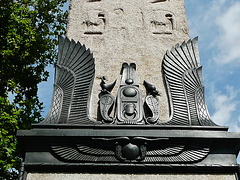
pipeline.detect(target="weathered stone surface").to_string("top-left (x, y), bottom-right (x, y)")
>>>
top-left (27, 173), bottom-right (236, 180)
top-left (66, 0), bottom-right (189, 121)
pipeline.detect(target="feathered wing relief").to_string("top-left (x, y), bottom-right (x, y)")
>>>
top-left (144, 145), bottom-right (209, 163)
top-left (51, 138), bottom-right (210, 163)
top-left (162, 37), bottom-right (217, 126)
top-left (51, 144), bottom-right (117, 162)
top-left (43, 84), bottom-right (63, 124)
top-left (40, 37), bottom-right (96, 124)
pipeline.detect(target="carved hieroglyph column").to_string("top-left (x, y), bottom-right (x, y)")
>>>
top-left (66, 0), bottom-right (189, 121)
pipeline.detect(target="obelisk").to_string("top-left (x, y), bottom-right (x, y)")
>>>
top-left (66, 0), bottom-right (189, 121)
top-left (18, 1), bottom-right (240, 180)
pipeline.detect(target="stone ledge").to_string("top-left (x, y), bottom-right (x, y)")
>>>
top-left (26, 173), bottom-right (237, 180)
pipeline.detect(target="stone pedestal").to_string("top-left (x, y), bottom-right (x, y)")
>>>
top-left (18, 126), bottom-right (240, 180)
top-left (66, 0), bottom-right (189, 120)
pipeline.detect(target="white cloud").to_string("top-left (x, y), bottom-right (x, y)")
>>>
top-left (211, 86), bottom-right (238, 126)
top-left (187, 0), bottom-right (226, 40)
top-left (214, 1), bottom-right (240, 64)
top-left (187, 0), bottom-right (240, 65)
top-left (229, 116), bottom-right (240, 132)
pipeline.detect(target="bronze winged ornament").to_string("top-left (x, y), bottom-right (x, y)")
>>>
top-left (45, 38), bottom-right (213, 164)
top-left (17, 36), bottom-right (240, 176)
top-left (51, 137), bottom-right (210, 163)
top-left (40, 37), bottom-right (97, 124)
top-left (39, 37), bottom-right (217, 126)
top-left (161, 37), bottom-right (217, 126)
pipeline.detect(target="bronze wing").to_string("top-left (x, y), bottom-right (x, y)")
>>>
top-left (41, 37), bottom-right (96, 125)
top-left (161, 37), bottom-right (217, 126)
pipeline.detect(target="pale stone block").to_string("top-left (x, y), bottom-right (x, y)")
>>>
top-left (27, 173), bottom-right (237, 180)
top-left (66, 0), bottom-right (189, 121)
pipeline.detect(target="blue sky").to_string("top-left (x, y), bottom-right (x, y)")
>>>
top-left (38, 0), bottom-right (240, 132)
top-left (185, 0), bottom-right (240, 132)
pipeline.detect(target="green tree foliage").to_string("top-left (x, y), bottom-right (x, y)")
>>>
top-left (0, 97), bottom-right (20, 179)
top-left (0, 0), bottom-right (68, 178)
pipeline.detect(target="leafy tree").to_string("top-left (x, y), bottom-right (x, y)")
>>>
top-left (0, 0), bottom-right (68, 178)
top-left (0, 97), bottom-right (20, 179)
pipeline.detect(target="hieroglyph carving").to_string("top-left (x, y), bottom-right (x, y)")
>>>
top-left (145, 10), bottom-right (174, 35)
top-left (80, 1), bottom-right (175, 36)
top-left (82, 10), bottom-right (106, 35)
